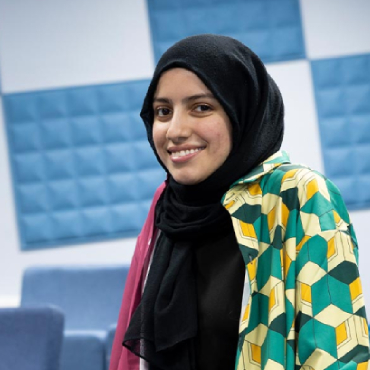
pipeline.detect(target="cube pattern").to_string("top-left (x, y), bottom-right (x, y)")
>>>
top-left (222, 153), bottom-right (368, 369)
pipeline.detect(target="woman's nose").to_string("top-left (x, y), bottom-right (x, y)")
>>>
top-left (165, 111), bottom-right (191, 141)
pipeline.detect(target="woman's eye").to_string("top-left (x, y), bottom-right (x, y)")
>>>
top-left (194, 104), bottom-right (211, 113)
top-left (156, 107), bottom-right (171, 117)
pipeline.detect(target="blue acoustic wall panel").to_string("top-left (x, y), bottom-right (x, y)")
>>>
top-left (311, 54), bottom-right (370, 210)
top-left (147, 0), bottom-right (305, 63)
top-left (3, 81), bottom-right (165, 250)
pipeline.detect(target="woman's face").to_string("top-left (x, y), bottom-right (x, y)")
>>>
top-left (152, 68), bottom-right (232, 185)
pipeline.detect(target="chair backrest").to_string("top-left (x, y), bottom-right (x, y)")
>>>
top-left (0, 307), bottom-right (64, 370)
top-left (21, 265), bottom-right (129, 331)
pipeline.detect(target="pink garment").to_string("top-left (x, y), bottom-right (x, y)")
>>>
top-left (109, 183), bottom-right (166, 370)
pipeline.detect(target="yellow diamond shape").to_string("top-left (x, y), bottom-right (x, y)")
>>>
top-left (251, 343), bottom-right (261, 364)
top-left (248, 183), bottom-right (262, 196)
top-left (306, 178), bottom-right (319, 201)
top-left (336, 322), bottom-right (348, 346)
top-left (350, 277), bottom-right (362, 301)
top-left (301, 283), bottom-right (312, 304)
top-left (240, 220), bottom-right (257, 239)
top-left (268, 207), bottom-right (276, 231)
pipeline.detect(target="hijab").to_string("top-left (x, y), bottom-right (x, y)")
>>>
top-left (123, 34), bottom-right (284, 370)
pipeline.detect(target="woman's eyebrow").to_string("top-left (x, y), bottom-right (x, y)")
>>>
top-left (153, 97), bottom-right (171, 104)
top-left (153, 93), bottom-right (215, 105)
top-left (184, 93), bottom-right (215, 103)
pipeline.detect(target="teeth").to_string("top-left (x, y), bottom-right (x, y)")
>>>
top-left (171, 148), bottom-right (202, 158)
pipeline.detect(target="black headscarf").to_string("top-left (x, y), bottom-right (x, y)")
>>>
top-left (123, 34), bottom-right (284, 370)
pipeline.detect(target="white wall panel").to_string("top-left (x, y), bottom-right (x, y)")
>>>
top-left (0, 0), bottom-right (154, 93)
top-left (0, 0), bottom-right (148, 304)
top-left (266, 60), bottom-right (324, 172)
top-left (301, 0), bottom-right (370, 59)
top-left (0, 97), bottom-right (21, 299)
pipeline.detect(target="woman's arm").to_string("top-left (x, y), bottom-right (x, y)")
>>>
top-left (293, 172), bottom-right (370, 369)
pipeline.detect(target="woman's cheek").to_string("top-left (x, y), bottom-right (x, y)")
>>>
top-left (152, 124), bottom-right (167, 157)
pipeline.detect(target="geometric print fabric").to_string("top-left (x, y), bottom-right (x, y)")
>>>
top-left (222, 151), bottom-right (370, 369)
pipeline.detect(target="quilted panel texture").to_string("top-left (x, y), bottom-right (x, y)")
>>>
top-left (147, 0), bottom-right (306, 63)
top-left (311, 54), bottom-right (370, 209)
top-left (3, 81), bottom-right (165, 250)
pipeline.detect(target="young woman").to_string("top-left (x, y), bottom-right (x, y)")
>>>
top-left (110, 34), bottom-right (370, 370)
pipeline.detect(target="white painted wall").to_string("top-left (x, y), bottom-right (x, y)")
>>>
top-left (300, 0), bottom-right (370, 309)
top-left (0, 0), bottom-right (153, 306)
top-left (0, 0), bottom-right (154, 92)
top-left (267, 60), bottom-right (324, 173)
top-left (301, 0), bottom-right (370, 59)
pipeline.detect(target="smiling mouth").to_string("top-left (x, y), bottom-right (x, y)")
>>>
top-left (169, 147), bottom-right (205, 159)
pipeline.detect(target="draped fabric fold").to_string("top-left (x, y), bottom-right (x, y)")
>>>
top-left (123, 179), bottom-right (233, 370)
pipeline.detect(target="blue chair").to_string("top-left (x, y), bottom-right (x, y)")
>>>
top-left (105, 324), bottom-right (117, 370)
top-left (0, 307), bottom-right (64, 370)
top-left (21, 265), bottom-right (129, 370)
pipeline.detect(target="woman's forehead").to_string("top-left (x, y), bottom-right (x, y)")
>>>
top-left (154, 68), bottom-right (212, 99)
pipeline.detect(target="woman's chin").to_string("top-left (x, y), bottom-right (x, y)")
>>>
top-left (172, 173), bottom-right (204, 186)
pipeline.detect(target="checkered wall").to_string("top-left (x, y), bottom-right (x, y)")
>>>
top-left (0, 0), bottom-right (369, 250)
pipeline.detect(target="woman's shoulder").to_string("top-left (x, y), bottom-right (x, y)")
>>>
top-left (225, 152), bottom-right (333, 199)
top-left (266, 162), bottom-right (326, 186)
top-left (227, 161), bottom-right (330, 198)
top-left (242, 160), bottom-right (342, 201)
top-left (225, 161), bottom-right (349, 222)
top-left (266, 162), bottom-right (344, 209)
